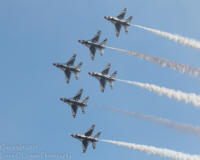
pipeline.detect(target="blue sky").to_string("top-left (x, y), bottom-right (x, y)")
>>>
top-left (0, 0), bottom-right (200, 159)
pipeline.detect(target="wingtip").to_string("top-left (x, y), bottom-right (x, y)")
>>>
top-left (73, 53), bottom-right (77, 57)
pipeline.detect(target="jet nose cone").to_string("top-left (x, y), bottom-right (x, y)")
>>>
top-left (88, 72), bottom-right (92, 75)
top-left (53, 63), bottom-right (56, 66)
top-left (71, 134), bottom-right (75, 137)
top-left (104, 16), bottom-right (109, 20)
top-left (60, 98), bottom-right (64, 101)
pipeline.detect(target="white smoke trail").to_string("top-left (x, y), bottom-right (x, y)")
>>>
top-left (116, 79), bottom-right (200, 108)
top-left (105, 46), bottom-right (200, 78)
top-left (132, 24), bottom-right (200, 50)
top-left (100, 139), bottom-right (200, 160)
top-left (94, 105), bottom-right (200, 136)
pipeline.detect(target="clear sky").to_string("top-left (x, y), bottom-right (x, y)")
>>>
top-left (0, 0), bottom-right (200, 160)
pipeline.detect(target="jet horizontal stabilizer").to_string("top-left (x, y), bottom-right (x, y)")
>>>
top-left (92, 142), bottom-right (96, 149)
top-left (100, 49), bottom-right (104, 56)
top-left (109, 81), bottom-right (114, 89)
top-left (126, 16), bottom-right (133, 23)
top-left (100, 38), bottom-right (107, 46)
top-left (75, 72), bottom-right (79, 80)
top-left (82, 96), bottom-right (89, 105)
top-left (81, 107), bottom-right (85, 114)
top-left (111, 71), bottom-right (117, 79)
top-left (94, 131), bottom-right (101, 139)
top-left (76, 62), bottom-right (83, 69)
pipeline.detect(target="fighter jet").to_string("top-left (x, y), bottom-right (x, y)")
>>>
top-left (104, 8), bottom-right (133, 37)
top-left (60, 88), bottom-right (89, 118)
top-left (88, 63), bottom-right (117, 92)
top-left (78, 30), bottom-right (107, 61)
top-left (71, 124), bottom-right (101, 153)
top-left (53, 54), bottom-right (83, 84)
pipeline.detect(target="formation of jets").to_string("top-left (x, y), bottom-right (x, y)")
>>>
top-left (53, 8), bottom-right (132, 153)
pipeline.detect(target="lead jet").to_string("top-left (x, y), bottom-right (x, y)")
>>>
top-left (60, 88), bottom-right (89, 118)
top-left (71, 124), bottom-right (101, 153)
top-left (53, 54), bottom-right (83, 84)
top-left (78, 30), bottom-right (107, 61)
top-left (88, 63), bottom-right (117, 92)
top-left (104, 8), bottom-right (133, 37)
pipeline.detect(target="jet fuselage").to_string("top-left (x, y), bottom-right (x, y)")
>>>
top-left (78, 40), bottom-right (105, 49)
top-left (53, 63), bottom-right (80, 73)
top-left (104, 16), bottom-right (130, 26)
top-left (60, 98), bottom-right (86, 107)
top-left (71, 134), bottom-right (98, 143)
top-left (88, 72), bottom-right (115, 81)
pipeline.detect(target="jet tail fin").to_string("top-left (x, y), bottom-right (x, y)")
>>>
top-left (82, 96), bottom-right (89, 105)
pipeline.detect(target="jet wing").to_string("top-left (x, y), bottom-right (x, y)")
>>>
top-left (71, 104), bottom-right (78, 118)
top-left (84, 124), bottom-right (95, 136)
top-left (73, 88), bottom-right (83, 100)
top-left (91, 30), bottom-right (101, 43)
top-left (66, 54), bottom-right (76, 66)
top-left (114, 23), bottom-right (121, 37)
top-left (89, 46), bottom-right (96, 61)
top-left (100, 79), bottom-right (106, 92)
top-left (64, 70), bottom-right (71, 84)
top-left (82, 140), bottom-right (89, 153)
top-left (117, 8), bottom-right (127, 19)
top-left (101, 63), bottom-right (111, 75)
